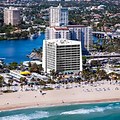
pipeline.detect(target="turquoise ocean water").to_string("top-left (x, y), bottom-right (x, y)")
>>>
top-left (0, 102), bottom-right (120, 120)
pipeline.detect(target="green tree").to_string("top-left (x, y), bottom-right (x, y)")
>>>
top-left (7, 79), bottom-right (13, 90)
top-left (39, 80), bottom-right (46, 86)
top-left (82, 56), bottom-right (87, 64)
top-left (96, 69), bottom-right (107, 80)
top-left (50, 69), bottom-right (57, 79)
top-left (0, 75), bottom-right (4, 92)
top-left (30, 63), bottom-right (43, 73)
top-left (20, 77), bottom-right (26, 90)
top-left (9, 62), bottom-right (18, 70)
top-left (81, 69), bottom-right (92, 81)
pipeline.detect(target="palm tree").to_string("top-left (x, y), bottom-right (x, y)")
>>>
top-left (50, 69), bottom-right (57, 79)
top-left (29, 63), bottom-right (38, 72)
top-left (39, 80), bottom-right (46, 89)
top-left (46, 79), bottom-right (56, 88)
top-left (8, 62), bottom-right (18, 70)
top-left (81, 69), bottom-right (92, 81)
top-left (37, 47), bottom-right (42, 54)
top-left (20, 77), bottom-right (26, 90)
top-left (29, 63), bottom-right (43, 73)
top-left (7, 79), bottom-right (14, 91)
top-left (0, 75), bottom-right (4, 92)
top-left (38, 65), bottom-right (43, 74)
top-left (96, 69), bottom-right (107, 80)
top-left (47, 79), bottom-right (56, 84)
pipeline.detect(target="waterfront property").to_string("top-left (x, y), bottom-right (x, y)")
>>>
top-left (46, 4), bottom-right (93, 53)
top-left (68, 25), bottom-right (93, 52)
top-left (46, 25), bottom-right (93, 52)
top-left (43, 5), bottom-right (94, 74)
top-left (42, 39), bottom-right (82, 73)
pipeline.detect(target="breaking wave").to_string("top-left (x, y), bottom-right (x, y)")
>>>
top-left (61, 104), bottom-right (120, 115)
top-left (1, 111), bottom-right (49, 120)
top-left (1, 102), bottom-right (120, 119)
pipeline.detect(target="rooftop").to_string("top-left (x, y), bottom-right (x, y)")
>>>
top-left (46, 39), bottom-right (81, 46)
top-left (5, 7), bottom-right (19, 10)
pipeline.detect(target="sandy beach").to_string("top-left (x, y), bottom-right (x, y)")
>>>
top-left (0, 81), bottom-right (120, 111)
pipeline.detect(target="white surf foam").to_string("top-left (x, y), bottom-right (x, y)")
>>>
top-left (1, 114), bottom-right (30, 120)
top-left (28, 111), bottom-right (49, 119)
top-left (61, 105), bottom-right (118, 115)
top-left (1, 111), bottom-right (49, 120)
top-left (61, 107), bottom-right (104, 115)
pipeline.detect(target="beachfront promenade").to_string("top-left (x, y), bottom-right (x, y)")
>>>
top-left (0, 80), bottom-right (120, 111)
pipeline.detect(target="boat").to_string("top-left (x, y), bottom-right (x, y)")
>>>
top-left (0, 58), bottom-right (5, 60)
top-left (38, 31), bottom-right (41, 36)
top-left (0, 58), bottom-right (5, 64)
top-left (32, 33), bottom-right (39, 39)
top-left (30, 33), bottom-right (39, 40)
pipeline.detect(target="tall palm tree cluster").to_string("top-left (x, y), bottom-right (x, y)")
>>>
top-left (29, 63), bottom-right (43, 74)
top-left (0, 75), bottom-right (4, 88)
top-left (81, 68), bottom-right (110, 82)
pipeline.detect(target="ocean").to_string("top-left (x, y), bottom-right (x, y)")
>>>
top-left (0, 102), bottom-right (120, 120)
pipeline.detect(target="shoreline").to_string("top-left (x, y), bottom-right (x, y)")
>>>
top-left (0, 95), bottom-right (120, 112)
top-left (1, 81), bottom-right (120, 112)
top-left (0, 32), bottom-right (44, 41)
top-left (0, 37), bottom-right (29, 41)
